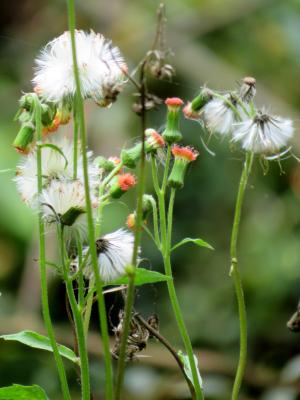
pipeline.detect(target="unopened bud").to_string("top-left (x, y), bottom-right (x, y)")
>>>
top-left (13, 123), bottom-right (35, 154)
top-left (109, 173), bottom-right (137, 199)
top-left (162, 98), bottom-right (184, 144)
top-left (168, 145), bottom-right (198, 189)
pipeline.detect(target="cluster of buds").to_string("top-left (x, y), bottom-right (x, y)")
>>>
top-left (168, 145), bottom-right (198, 189)
top-left (12, 93), bottom-right (72, 154)
top-left (121, 129), bottom-right (165, 168)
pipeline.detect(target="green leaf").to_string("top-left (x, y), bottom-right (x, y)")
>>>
top-left (0, 384), bottom-right (48, 400)
top-left (0, 330), bottom-right (79, 365)
top-left (171, 237), bottom-right (214, 252)
top-left (107, 268), bottom-right (172, 286)
top-left (178, 351), bottom-right (203, 389)
top-left (38, 143), bottom-right (68, 169)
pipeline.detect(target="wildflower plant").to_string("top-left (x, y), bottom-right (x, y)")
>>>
top-left (1, 1), bottom-right (297, 400)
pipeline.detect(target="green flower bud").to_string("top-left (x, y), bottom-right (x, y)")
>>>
top-left (121, 143), bottom-right (142, 168)
top-left (183, 88), bottom-right (213, 119)
top-left (94, 156), bottom-right (116, 172)
top-left (168, 145), bottom-right (198, 189)
top-left (162, 98), bottom-right (184, 144)
top-left (13, 122), bottom-right (35, 154)
top-left (109, 173), bottom-right (137, 199)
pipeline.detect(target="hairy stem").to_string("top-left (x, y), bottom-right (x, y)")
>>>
top-left (115, 60), bottom-right (147, 400)
top-left (230, 152), bottom-right (254, 400)
top-left (66, 1), bottom-right (113, 398)
top-left (34, 96), bottom-right (71, 400)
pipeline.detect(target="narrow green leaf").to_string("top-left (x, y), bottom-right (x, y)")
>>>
top-left (107, 268), bottom-right (172, 286)
top-left (171, 237), bottom-right (214, 252)
top-left (178, 351), bottom-right (203, 389)
top-left (0, 384), bottom-right (48, 400)
top-left (0, 330), bottom-right (79, 365)
top-left (38, 143), bottom-right (68, 169)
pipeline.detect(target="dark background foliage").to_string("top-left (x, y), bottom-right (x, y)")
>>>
top-left (1, 0), bottom-right (300, 399)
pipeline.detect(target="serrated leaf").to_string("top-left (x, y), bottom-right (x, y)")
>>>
top-left (0, 384), bottom-right (48, 400)
top-left (0, 330), bottom-right (79, 365)
top-left (107, 268), bottom-right (172, 286)
top-left (171, 237), bottom-right (214, 252)
top-left (178, 351), bottom-right (203, 389)
top-left (38, 143), bottom-right (68, 169)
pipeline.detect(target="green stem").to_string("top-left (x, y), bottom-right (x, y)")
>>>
top-left (34, 96), bottom-right (71, 400)
top-left (66, 1), bottom-right (114, 398)
top-left (163, 188), bottom-right (203, 400)
top-left (73, 97), bottom-right (79, 179)
top-left (58, 228), bottom-right (91, 400)
top-left (115, 61), bottom-right (147, 400)
top-left (161, 145), bottom-right (171, 192)
top-left (84, 277), bottom-right (95, 337)
top-left (230, 152), bottom-right (254, 400)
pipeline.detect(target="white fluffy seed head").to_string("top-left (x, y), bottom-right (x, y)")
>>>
top-left (14, 136), bottom-right (99, 206)
top-left (232, 112), bottom-right (294, 154)
top-left (40, 179), bottom-right (96, 240)
top-left (33, 30), bottom-right (127, 105)
top-left (83, 229), bottom-right (139, 282)
top-left (203, 95), bottom-right (246, 136)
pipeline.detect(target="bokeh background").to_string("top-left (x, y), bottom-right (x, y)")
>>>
top-left (1, 0), bottom-right (300, 399)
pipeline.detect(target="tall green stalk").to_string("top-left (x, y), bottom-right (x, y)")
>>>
top-left (230, 151), bottom-right (254, 400)
top-left (34, 95), bottom-right (71, 400)
top-left (159, 183), bottom-right (204, 400)
top-left (66, 1), bottom-right (114, 398)
top-left (58, 227), bottom-right (90, 400)
top-left (115, 63), bottom-right (147, 400)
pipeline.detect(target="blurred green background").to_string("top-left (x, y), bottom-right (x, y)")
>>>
top-left (1, 0), bottom-right (300, 399)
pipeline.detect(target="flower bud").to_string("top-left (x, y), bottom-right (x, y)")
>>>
top-left (183, 88), bottom-right (213, 119)
top-left (12, 122), bottom-right (35, 154)
top-left (126, 212), bottom-right (136, 230)
top-left (142, 194), bottom-right (155, 219)
top-left (41, 103), bottom-right (56, 127)
top-left (121, 129), bottom-right (165, 168)
top-left (162, 98), bottom-right (184, 144)
top-left (121, 143), bottom-right (142, 168)
top-left (145, 129), bottom-right (165, 152)
top-left (109, 173), bottom-right (137, 199)
top-left (19, 93), bottom-right (35, 112)
top-left (94, 156), bottom-right (119, 172)
top-left (168, 145), bottom-right (198, 189)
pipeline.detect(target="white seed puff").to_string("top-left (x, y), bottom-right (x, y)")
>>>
top-left (203, 94), bottom-right (246, 136)
top-left (33, 30), bottom-right (127, 104)
top-left (232, 112), bottom-right (294, 153)
top-left (14, 136), bottom-right (99, 206)
top-left (83, 229), bottom-right (139, 282)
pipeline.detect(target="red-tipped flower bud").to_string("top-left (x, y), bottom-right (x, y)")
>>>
top-left (162, 97), bottom-right (184, 144)
top-left (168, 145), bottom-right (198, 189)
top-left (109, 173), bottom-right (137, 198)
